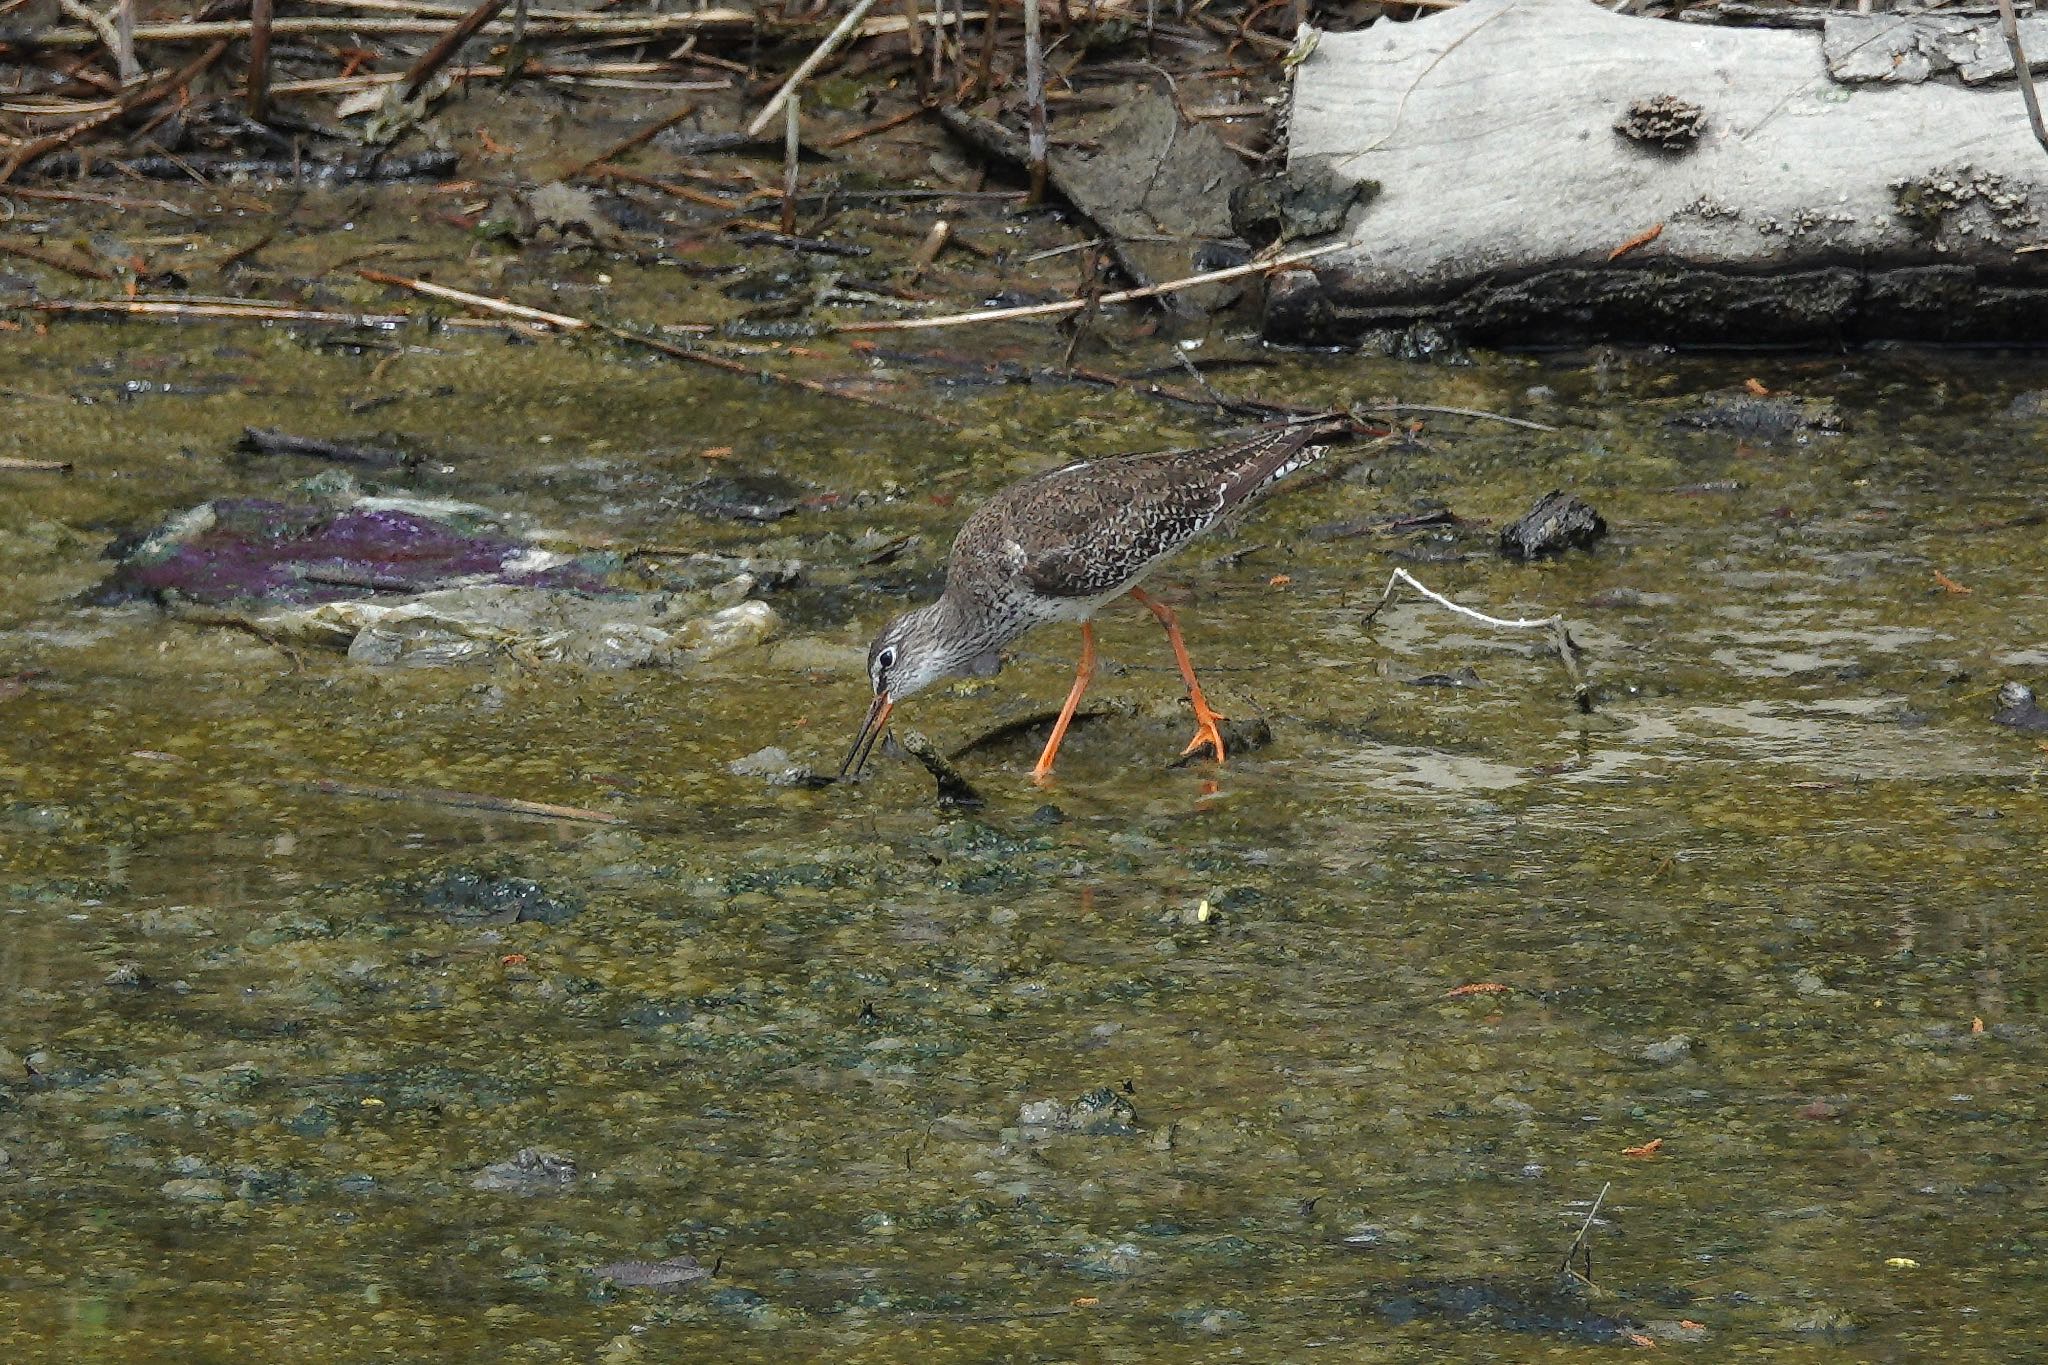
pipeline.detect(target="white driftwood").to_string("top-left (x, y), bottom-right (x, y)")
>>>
top-left (1279, 0), bottom-right (2048, 344)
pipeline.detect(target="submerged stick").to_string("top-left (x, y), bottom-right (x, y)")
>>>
top-left (301, 777), bottom-right (625, 825)
top-left (1361, 567), bottom-right (1590, 710)
top-left (560, 98), bottom-right (699, 179)
top-left (833, 240), bottom-right (1346, 332)
top-left (595, 165), bottom-right (745, 210)
top-left (0, 238), bottom-right (114, 281)
top-left (1359, 403), bottom-right (1557, 433)
top-left (821, 104), bottom-right (925, 148)
top-left (356, 270), bottom-right (952, 425)
top-left (745, 0), bottom-right (881, 138)
top-left (35, 297), bottom-right (413, 326)
top-left (1558, 1181), bottom-right (1611, 1283)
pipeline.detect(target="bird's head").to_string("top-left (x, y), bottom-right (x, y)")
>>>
top-left (839, 602), bottom-right (1002, 779)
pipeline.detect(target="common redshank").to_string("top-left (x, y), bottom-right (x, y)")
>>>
top-left (842, 419), bottom-right (1349, 783)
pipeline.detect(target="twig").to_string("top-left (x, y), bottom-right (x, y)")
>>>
top-left (1558, 1181), bottom-right (1611, 1282)
top-left (162, 599), bottom-right (305, 669)
top-left (1068, 363), bottom-right (1328, 419)
top-left (833, 240), bottom-right (1346, 332)
top-left (595, 165), bottom-right (744, 209)
top-left (909, 217), bottom-right (950, 279)
top-left (36, 10), bottom-right (753, 47)
top-left (781, 97), bottom-right (802, 233)
top-left (356, 268), bottom-right (598, 329)
top-left (0, 185), bottom-right (190, 213)
top-left (904, 0), bottom-right (929, 102)
top-left (54, 0), bottom-right (124, 71)
top-left (1358, 403), bottom-right (1556, 432)
top-left (1361, 567), bottom-right (1589, 710)
top-left (114, 0), bottom-right (140, 82)
top-left (1172, 344), bottom-right (1232, 413)
top-left (821, 104), bottom-right (925, 148)
top-left (0, 456), bottom-right (75, 472)
top-left (1995, 0), bottom-right (2048, 158)
top-left (271, 64), bottom-right (724, 96)
top-left (560, 98), bottom-right (698, 179)
top-left (1024, 0), bottom-right (1049, 202)
top-left (745, 0), bottom-right (882, 138)
top-left (1607, 222), bottom-right (1662, 261)
top-left (403, 0), bottom-right (509, 98)
top-left (0, 40), bottom-right (231, 183)
top-left (299, 777), bottom-right (624, 824)
top-left (1058, 244), bottom-right (1103, 369)
top-left (248, 0), bottom-right (273, 118)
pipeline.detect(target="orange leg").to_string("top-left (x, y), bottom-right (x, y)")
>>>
top-left (1128, 587), bottom-right (1227, 763)
top-left (1031, 622), bottom-right (1097, 784)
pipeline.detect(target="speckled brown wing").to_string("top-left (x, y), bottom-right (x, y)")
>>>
top-left (1008, 424), bottom-right (1338, 601)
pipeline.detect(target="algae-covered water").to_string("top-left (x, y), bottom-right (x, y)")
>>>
top-left (4, 316), bottom-right (2047, 1361)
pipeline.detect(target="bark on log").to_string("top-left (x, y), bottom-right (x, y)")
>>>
top-left (1276, 0), bottom-right (2048, 346)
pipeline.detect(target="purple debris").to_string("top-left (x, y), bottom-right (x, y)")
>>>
top-left (102, 498), bottom-right (611, 604)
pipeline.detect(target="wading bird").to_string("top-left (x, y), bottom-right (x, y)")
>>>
top-left (842, 420), bottom-right (1350, 783)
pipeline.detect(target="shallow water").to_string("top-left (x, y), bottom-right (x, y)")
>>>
top-left (4, 314), bottom-right (2048, 1361)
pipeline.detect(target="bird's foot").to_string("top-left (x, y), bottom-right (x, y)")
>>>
top-left (1180, 709), bottom-right (1228, 764)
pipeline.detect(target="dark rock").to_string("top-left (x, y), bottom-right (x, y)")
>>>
top-left (410, 869), bottom-right (581, 926)
top-left (1371, 1276), bottom-right (1642, 1343)
top-left (471, 1147), bottom-right (578, 1193)
top-left (237, 428), bottom-right (414, 469)
top-left (727, 746), bottom-right (831, 789)
top-left (2008, 390), bottom-right (2048, 419)
top-left (1991, 681), bottom-right (2048, 732)
top-left (1668, 390), bottom-right (1842, 439)
top-left (591, 1255), bottom-right (713, 1291)
top-left (1614, 95), bottom-right (1707, 152)
top-left (684, 474), bottom-right (802, 524)
top-left (1230, 163), bottom-right (1380, 247)
top-left (1019, 1085), bottom-right (1139, 1136)
top-left (1641, 1034), bottom-right (1693, 1065)
top-left (1406, 667), bottom-right (1484, 689)
top-left (1499, 491), bottom-right (1608, 560)
top-left (1359, 322), bottom-right (1470, 364)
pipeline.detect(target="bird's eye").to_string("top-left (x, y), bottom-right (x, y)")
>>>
top-left (875, 646), bottom-right (897, 674)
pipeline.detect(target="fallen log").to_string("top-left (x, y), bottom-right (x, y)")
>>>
top-left (1275, 0), bottom-right (2048, 346)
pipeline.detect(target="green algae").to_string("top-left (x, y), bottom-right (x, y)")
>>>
top-left (4, 317), bottom-right (2048, 1362)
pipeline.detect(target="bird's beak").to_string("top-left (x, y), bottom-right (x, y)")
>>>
top-left (839, 692), bottom-right (893, 780)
